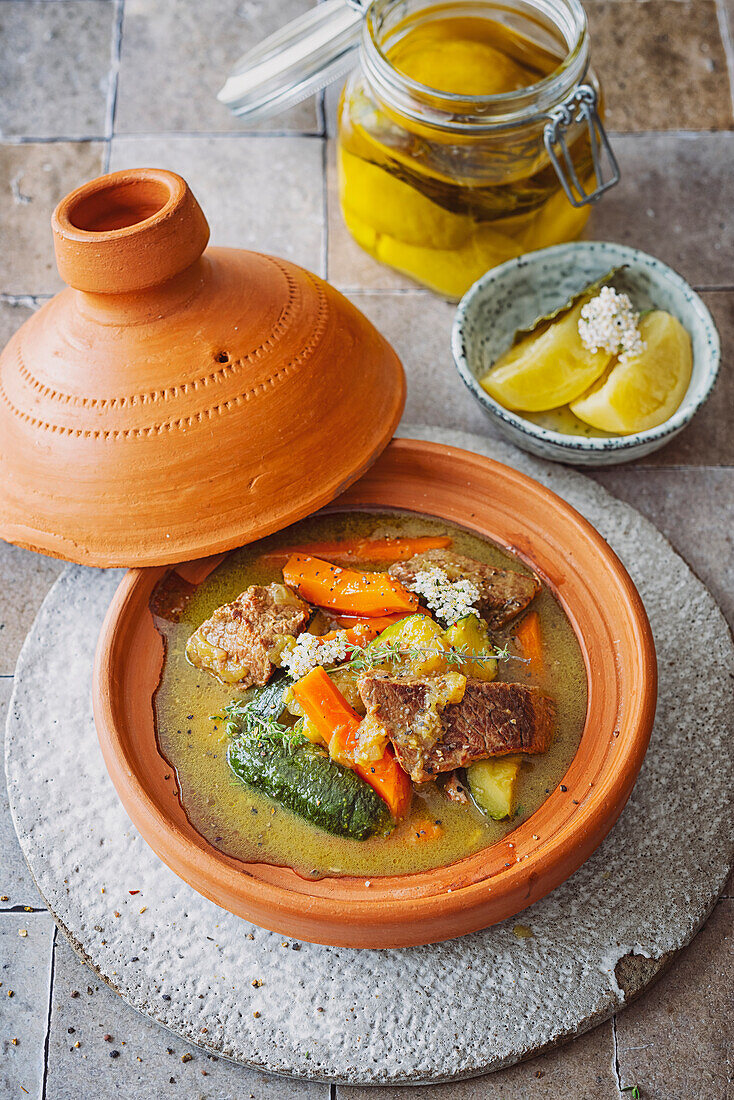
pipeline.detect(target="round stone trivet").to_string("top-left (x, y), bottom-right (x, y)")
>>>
top-left (6, 426), bottom-right (734, 1086)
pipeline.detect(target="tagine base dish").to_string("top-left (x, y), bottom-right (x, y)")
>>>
top-left (6, 427), bottom-right (733, 1085)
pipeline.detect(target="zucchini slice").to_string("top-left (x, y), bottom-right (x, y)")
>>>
top-left (245, 669), bottom-right (293, 722)
top-left (228, 728), bottom-right (392, 841)
top-left (467, 755), bottom-right (522, 820)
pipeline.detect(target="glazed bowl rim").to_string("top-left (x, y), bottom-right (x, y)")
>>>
top-left (451, 241), bottom-right (721, 455)
top-left (93, 437), bottom-right (657, 946)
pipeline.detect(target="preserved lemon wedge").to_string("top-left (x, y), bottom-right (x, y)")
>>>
top-left (338, 148), bottom-right (471, 250)
top-left (375, 222), bottom-right (522, 299)
top-left (388, 19), bottom-right (532, 96)
top-left (480, 298), bottom-right (612, 411)
top-left (570, 311), bottom-right (692, 434)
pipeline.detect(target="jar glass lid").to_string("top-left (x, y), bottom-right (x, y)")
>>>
top-left (218, 0), bottom-right (365, 121)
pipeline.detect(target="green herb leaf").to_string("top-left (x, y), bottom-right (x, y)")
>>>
top-left (217, 697), bottom-right (306, 750)
top-left (508, 266), bottom-right (626, 349)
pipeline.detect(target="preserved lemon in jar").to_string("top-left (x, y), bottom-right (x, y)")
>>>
top-left (338, 0), bottom-right (617, 299)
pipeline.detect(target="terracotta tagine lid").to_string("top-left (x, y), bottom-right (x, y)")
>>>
top-left (0, 168), bottom-right (405, 567)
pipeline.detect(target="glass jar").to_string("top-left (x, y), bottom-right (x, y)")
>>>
top-left (337, 0), bottom-right (616, 298)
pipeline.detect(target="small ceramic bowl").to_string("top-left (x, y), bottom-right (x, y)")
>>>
top-left (93, 438), bottom-right (657, 948)
top-left (452, 242), bottom-right (721, 466)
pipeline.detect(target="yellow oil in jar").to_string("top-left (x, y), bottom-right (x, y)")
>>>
top-left (338, 14), bottom-right (595, 298)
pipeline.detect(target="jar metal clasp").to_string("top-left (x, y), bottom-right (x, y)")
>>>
top-left (544, 84), bottom-right (620, 207)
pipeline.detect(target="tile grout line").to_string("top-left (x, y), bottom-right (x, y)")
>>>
top-left (5, 126), bottom-right (732, 145)
top-left (0, 135), bottom-right (108, 146)
top-left (104, 128), bottom-right (326, 141)
top-left (318, 87), bottom-right (329, 281)
top-left (321, 135), bottom-right (329, 282)
top-left (316, 87), bottom-right (327, 140)
top-left (40, 924), bottom-right (58, 1100)
top-left (3, 284), bottom-right (734, 300)
top-left (715, 0), bottom-right (734, 116)
top-left (337, 283), bottom-right (734, 295)
top-left (592, 463), bottom-right (734, 472)
top-left (0, 130), bottom-right (324, 144)
top-left (0, 294), bottom-right (52, 307)
top-left (103, 0), bottom-right (125, 173)
top-left (330, 1083), bottom-right (338, 1099)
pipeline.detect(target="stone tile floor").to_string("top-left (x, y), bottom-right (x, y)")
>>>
top-left (1, 0), bottom-right (732, 1096)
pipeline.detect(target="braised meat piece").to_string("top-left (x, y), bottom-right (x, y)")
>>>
top-left (359, 672), bottom-right (555, 783)
top-left (442, 771), bottom-right (470, 804)
top-left (388, 548), bottom-right (539, 630)
top-left (186, 583), bottom-right (309, 690)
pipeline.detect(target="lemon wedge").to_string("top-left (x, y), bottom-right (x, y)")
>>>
top-left (389, 26), bottom-right (530, 96)
top-left (375, 222), bottom-right (522, 298)
top-left (480, 298), bottom-right (612, 411)
top-left (338, 148), bottom-right (471, 250)
top-left (570, 311), bottom-right (692, 434)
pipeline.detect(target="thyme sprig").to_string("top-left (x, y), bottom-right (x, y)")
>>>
top-left (341, 640), bottom-right (517, 674)
top-left (211, 642), bottom-right (522, 738)
top-left (214, 698), bottom-right (304, 748)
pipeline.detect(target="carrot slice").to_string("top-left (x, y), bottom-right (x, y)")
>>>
top-left (327, 608), bottom-right (430, 632)
top-left (262, 535), bottom-right (451, 565)
top-left (516, 611), bottom-right (543, 671)
top-left (318, 623), bottom-right (382, 648)
top-left (357, 745), bottom-right (413, 823)
top-left (405, 819), bottom-right (444, 844)
top-left (292, 667), bottom-right (412, 820)
top-left (282, 555), bottom-right (419, 617)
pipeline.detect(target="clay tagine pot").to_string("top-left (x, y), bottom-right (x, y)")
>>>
top-left (0, 169), bottom-right (405, 567)
top-left (93, 438), bottom-right (657, 948)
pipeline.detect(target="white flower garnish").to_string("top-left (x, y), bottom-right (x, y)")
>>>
top-left (280, 631), bottom-right (351, 679)
top-left (406, 567), bottom-right (480, 625)
top-left (578, 285), bottom-right (645, 364)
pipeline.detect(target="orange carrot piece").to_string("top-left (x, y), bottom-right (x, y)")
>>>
top-left (516, 611), bottom-right (543, 671)
top-left (318, 623), bottom-right (382, 648)
top-left (328, 608), bottom-right (430, 632)
top-left (292, 667), bottom-right (412, 820)
top-left (292, 667), bottom-right (359, 749)
top-left (405, 819), bottom-right (444, 844)
top-left (357, 744), bottom-right (413, 823)
top-left (282, 555), bottom-right (419, 617)
top-left (261, 535), bottom-right (451, 565)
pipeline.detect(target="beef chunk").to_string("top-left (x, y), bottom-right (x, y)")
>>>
top-left (442, 771), bottom-right (470, 804)
top-left (186, 583), bottom-right (309, 690)
top-left (359, 672), bottom-right (555, 782)
top-left (389, 549), bottom-right (539, 630)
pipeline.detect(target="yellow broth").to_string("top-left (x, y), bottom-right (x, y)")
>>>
top-left (152, 511), bottom-right (587, 878)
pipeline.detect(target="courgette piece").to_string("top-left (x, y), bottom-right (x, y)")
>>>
top-left (467, 755), bottom-right (522, 820)
top-left (373, 613), bottom-right (450, 675)
top-left (444, 614), bottom-right (497, 681)
top-left (227, 728), bottom-right (392, 840)
top-left (245, 669), bottom-right (294, 722)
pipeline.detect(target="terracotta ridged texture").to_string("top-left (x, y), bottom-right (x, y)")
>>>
top-left (93, 439), bottom-right (657, 948)
top-left (0, 169), bottom-right (405, 567)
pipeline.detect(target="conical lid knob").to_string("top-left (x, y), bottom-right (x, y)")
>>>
top-left (0, 169), bottom-right (405, 567)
